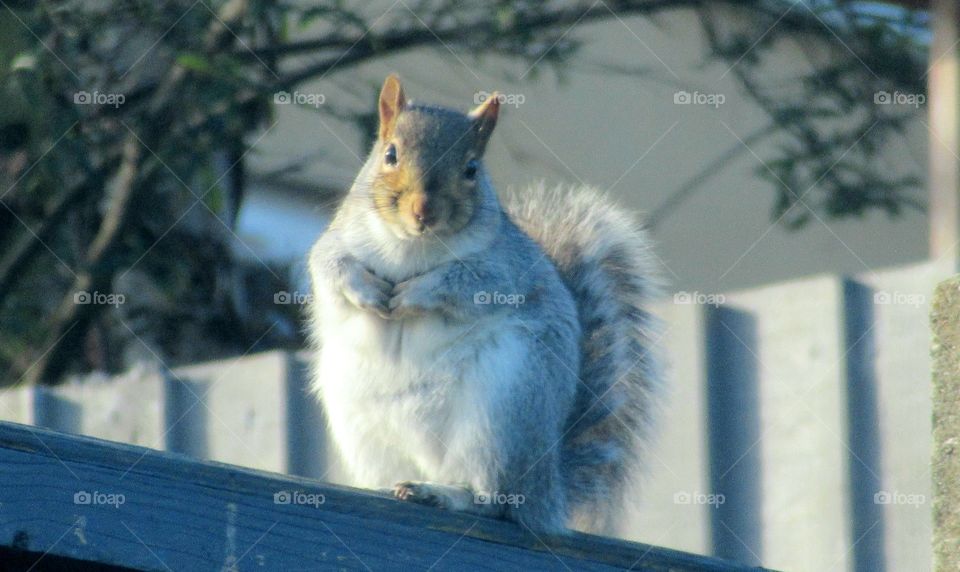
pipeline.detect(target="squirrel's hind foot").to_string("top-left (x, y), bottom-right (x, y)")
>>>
top-left (393, 481), bottom-right (476, 511)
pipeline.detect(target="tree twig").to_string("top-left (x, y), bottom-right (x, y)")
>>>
top-left (26, 0), bottom-right (252, 385)
top-left (274, 0), bottom-right (704, 88)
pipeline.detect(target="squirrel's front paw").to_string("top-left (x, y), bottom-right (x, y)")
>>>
top-left (388, 275), bottom-right (444, 319)
top-left (341, 262), bottom-right (393, 319)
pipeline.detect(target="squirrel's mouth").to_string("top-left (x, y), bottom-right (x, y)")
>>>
top-left (399, 218), bottom-right (443, 239)
top-left (380, 213), bottom-right (433, 240)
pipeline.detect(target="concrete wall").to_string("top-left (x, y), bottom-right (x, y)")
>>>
top-left (2, 259), bottom-right (952, 571)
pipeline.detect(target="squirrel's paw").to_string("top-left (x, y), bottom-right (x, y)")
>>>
top-left (393, 481), bottom-right (447, 508)
top-left (388, 275), bottom-right (445, 319)
top-left (341, 264), bottom-right (392, 319)
top-left (393, 482), bottom-right (485, 514)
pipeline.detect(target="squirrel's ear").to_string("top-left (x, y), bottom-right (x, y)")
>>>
top-left (378, 74), bottom-right (407, 141)
top-left (468, 93), bottom-right (500, 153)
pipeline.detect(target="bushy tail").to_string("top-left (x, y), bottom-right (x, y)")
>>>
top-left (505, 184), bottom-right (665, 533)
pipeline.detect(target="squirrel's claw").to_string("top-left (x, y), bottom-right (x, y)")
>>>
top-left (393, 481), bottom-right (445, 508)
top-left (387, 294), bottom-right (427, 319)
top-left (341, 288), bottom-right (391, 320)
top-left (368, 274), bottom-right (393, 296)
top-left (389, 278), bottom-right (413, 297)
top-left (371, 304), bottom-right (393, 321)
top-left (388, 277), bottom-right (432, 319)
top-left (339, 261), bottom-right (394, 319)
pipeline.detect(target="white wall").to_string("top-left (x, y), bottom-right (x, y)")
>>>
top-left (241, 7), bottom-right (929, 293)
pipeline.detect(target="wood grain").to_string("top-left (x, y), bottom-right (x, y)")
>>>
top-left (0, 421), bottom-right (769, 571)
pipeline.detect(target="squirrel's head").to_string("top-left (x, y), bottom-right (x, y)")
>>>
top-left (369, 74), bottom-right (499, 239)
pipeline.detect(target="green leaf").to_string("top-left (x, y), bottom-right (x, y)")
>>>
top-left (177, 53), bottom-right (212, 73)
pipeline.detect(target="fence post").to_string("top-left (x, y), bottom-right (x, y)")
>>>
top-left (704, 305), bottom-right (762, 566)
top-left (841, 280), bottom-right (885, 572)
top-left (163, 369), bottom-right (208, 459)
top-left (285, 351), bottom-right (329, 479)
top-left (724, 275), bottom-right (851, 571)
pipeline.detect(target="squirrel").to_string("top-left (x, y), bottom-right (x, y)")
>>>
top-left (307, 75), bottom-right (663, 534)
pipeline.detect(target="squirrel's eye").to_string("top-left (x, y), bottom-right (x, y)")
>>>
top-left (384, 144), bottom-right (398, 166)
top-left (464, 160), bottom-right (478, 181)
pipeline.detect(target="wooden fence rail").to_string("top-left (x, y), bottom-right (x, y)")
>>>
top-left (0, 421), bottom-right (769, 571)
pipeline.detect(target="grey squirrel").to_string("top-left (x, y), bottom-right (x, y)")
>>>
top-left (308, 75), bottom-right (663, 534)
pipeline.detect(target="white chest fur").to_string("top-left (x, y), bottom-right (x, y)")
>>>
top-left (311, 292), bottom-right (528, 488)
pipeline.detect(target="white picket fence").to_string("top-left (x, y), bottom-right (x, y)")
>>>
top-left (1, 259), bottom-right (953, 572)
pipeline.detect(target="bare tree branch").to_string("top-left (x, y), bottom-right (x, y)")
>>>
top-left (275, 0), bottom-right (704, 88)
top-left (0, 176), bottom-right (95, 303)
top-left (25, 0), bottom-right (252, 385)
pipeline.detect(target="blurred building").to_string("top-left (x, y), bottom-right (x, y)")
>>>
top-left (239, 5), bottom-right (929, 295)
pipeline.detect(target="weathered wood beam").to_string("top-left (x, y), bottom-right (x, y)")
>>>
top-left (0, 421), bottom-right (771, 571)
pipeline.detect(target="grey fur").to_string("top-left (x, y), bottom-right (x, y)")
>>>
top-left (505, 184), bottom-right (664, 533)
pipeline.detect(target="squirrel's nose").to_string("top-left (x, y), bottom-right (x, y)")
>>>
top-left (411, 195), bottom-right (435, 227)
